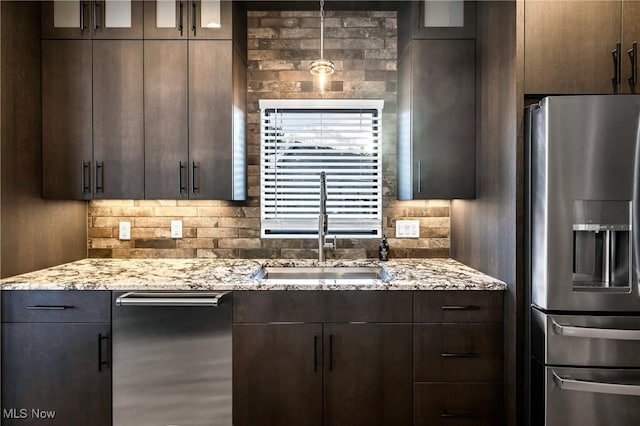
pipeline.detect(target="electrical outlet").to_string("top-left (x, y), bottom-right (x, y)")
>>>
top-left (119, 221), bottom-right (131, 240)
top-left (395, 220), bottom-right (420, 238)
top-left (171, 220), bottom-right (183, 239)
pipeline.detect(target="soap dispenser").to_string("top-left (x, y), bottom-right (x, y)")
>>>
top-left (378, 234), bottom-right (389, 261)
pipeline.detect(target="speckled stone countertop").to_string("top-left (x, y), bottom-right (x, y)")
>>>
top-left (0, 258), bottom-right (506, 291)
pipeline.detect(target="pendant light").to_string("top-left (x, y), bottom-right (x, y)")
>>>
top-left (309, 0), bottom-right (335, 92)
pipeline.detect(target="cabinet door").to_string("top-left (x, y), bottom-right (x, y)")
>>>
top-left (233, 323), bottom-right (323, 426)
top-left (412, 39), bottom-right (475, 199)
top-left (323, 324), bottom-right (413, 426)
top-left (1, 323), bottom-right (111, 426)
top-left (42, 40), bottom-right (93, 200)
top-left (92, 0), bottom-right (143, 39)
top-left (623, 0), bottom-right (640, 93)
top-left (188, 40), bottom-right (234, 199)
top-left (525, 1), bottom-right (622, 94)
top-left (42, 0), bottom-right (92, 39)
top-left (410, 0), bottom-right (476, 39)
top-left (42, 1), bottom-right (143, 39)
top-left (93, 40), bottom-right (144, 199)
top-left (144, 41), bottom-right (189, 199)
top-left (144, 0), bottom-right (188, 39)
top-left (188, 0), bottom-right (233, 39)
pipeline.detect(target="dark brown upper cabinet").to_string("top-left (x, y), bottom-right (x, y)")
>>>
top-left (143, 2), bottom-right (247, 200)
top-left (43, 40), bottom-right (144, 200)
top-left (524, 0), bottom-right (639, 95)
top-left (397, 1), bottom-right (476, 200)
top-left (42, 0), bottom-right (143, 39)
top-left (144, 40), bottom-right (246, 200)
top-left (42, 0), bottom-right (247, 200)
top-left (397, 39), bottom-right (476, 200)
top-left (42, 40), bottom-right (93, 200)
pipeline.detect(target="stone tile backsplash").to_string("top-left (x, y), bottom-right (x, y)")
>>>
top-left (87, 10), bottom-right (451, 260)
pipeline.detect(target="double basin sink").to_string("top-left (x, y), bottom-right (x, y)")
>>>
top-left (251, 266), bottom-right (392, 285)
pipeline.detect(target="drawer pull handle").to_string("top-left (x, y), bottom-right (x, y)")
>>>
top-left (441, 410), bottom-right (477, 418)
top-left (441, 305), bottom-right (478, 311)
top-left (26, 305), bottom-right (71, 310)
top-left (441, 352), bottom-right (480, 358)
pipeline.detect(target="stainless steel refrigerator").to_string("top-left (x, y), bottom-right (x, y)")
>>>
top-left (526, 95), bottom-right (640, 426)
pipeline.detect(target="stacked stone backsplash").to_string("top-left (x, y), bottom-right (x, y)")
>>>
top-left (87, 9), bottom-right (451, 260)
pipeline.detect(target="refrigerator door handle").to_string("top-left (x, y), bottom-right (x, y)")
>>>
top-left (634, 120), bottom-right (640, 290)
top-left (553, 371), bottom-right (640, 396)
top-left (552, 319), bottom-right (640, 340)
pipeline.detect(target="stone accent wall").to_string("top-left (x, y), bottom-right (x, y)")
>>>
top-left (87, 10), bottom-right (451, 260)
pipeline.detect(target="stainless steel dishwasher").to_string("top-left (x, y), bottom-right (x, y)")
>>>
top-left (112, 291), bottom-right (232, 426)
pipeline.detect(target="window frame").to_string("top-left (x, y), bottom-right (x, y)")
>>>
top-left (259, 99), bottom-right (384, 239)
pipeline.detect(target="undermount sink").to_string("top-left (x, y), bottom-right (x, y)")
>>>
top-left (251, 266), bottom-right (392, 284)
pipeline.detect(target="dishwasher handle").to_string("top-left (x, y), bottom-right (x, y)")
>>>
top-left (116, 291), bottom-right (230, 307)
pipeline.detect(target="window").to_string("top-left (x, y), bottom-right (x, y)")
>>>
top-left (259, 99), bottom-right (384, 239)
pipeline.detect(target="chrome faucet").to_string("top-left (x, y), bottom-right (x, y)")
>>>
top-left (318, 172), bottom-right (335, 261)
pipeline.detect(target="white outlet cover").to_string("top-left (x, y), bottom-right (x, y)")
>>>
top-left (396, 220), bottom-right (420, 238)
top-left (171, 220), bottom-right (183, 239)
top-left (119, 221), bottom-right (131, 240)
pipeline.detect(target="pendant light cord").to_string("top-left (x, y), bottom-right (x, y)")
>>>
top-left (320, 0), bottom-right (325, 59)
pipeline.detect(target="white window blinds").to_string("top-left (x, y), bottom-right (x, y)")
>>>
top-left (259, 99), bottom-right (384, 239)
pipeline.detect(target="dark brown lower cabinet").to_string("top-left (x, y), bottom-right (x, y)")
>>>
top-left (323, 323), bottom-right (413, 426)
top-left (413, 291), bottom-right (504, 426)
top-left (233, 323), bottom-right (323, 426)
top-left (1, 323), bottom-right (111, 426)
top-left (233, 322), bottom-right (412, 426)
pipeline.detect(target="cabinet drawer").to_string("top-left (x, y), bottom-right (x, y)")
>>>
top-left (1, 291), bottom-right (111, 323)
top-left (414, 290), bottom-right (502, 323)
top-left (415, 383), bottom-right (503, 426)
top-left (233, 291), bottom-right (412, 323)
top-left (415, 323), bottom-right (502, 382)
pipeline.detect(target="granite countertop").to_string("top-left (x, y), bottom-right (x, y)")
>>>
top-left (0, 258), bottom-right (506, 291)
